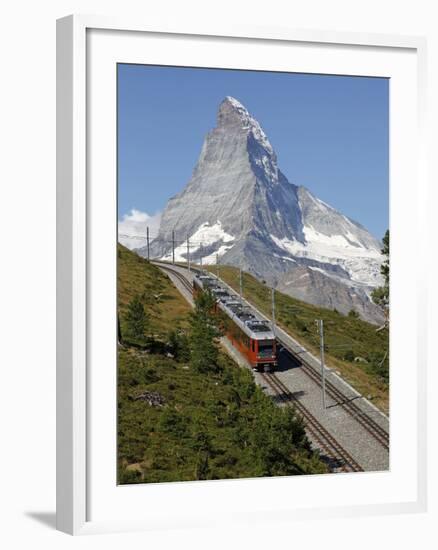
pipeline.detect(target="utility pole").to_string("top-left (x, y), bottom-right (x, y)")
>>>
top-left (187, 236), bottom-right (191, 272)
top-left (146, 226), bottom-right (150, 261)
top-left (239, 268), bottom-right (243, 298)
top-left (216, 253), bottom-right (219, 278)
top-left (271, 287), bottom-right (276, 334)
top-left (172, 230), bottom-right (175, 265)
top-left (200, 242), bottom-right (203, 269)
top-left (317, 319), bottom-right (327, 410)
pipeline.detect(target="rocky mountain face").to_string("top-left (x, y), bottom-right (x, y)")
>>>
top-left (138, 96), bottom-right (385, 324)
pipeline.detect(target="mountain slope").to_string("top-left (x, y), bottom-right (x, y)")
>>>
top-left (118, 243), bottom-right (191, 336)
top-left (138, 96), bottom-right (384, 323)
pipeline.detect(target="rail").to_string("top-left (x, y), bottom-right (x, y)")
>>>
top-left (261, 372), bottom-right (363, 473)
top-left (277, 338), bottom-right (389, 450)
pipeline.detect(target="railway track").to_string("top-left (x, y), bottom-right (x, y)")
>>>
top-left (277, 338), bottom-right (389, 451)
top-left (153, 262), bottom-right (194, 296)
top-left (261, 372), bottom-right (363, 473)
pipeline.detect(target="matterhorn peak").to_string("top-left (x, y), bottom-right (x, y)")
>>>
top-left (217, 96), bottom-right (274, 156)
top-left (217, 96), bottom-right (250, 128)
top-left (137, 96), bottom-right (384, 324)
top-left (223, 95), bottom-right (247, 109)
top-left (221, 96), bottom-right (250, 117)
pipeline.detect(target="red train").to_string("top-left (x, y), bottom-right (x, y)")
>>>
top-left (193, 273), bottom-right (277, 372)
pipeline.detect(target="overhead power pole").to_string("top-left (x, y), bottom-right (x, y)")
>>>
top-left (187, 236), bottom-right (191, 272)
top-left (146, 226), bottom-right (150, 261)
top-left (239, 268), bottom-right (243, 298)
top-left (317, 319), bottom-right (327, 410)
top-left (172, 230), bottom-right (175, 265)
top-left (216, 253), bottom-right (219, 278)
top-left (200, 243), bottom-right (203, 269)
top-left (271, 287), bottom-right (276, 333)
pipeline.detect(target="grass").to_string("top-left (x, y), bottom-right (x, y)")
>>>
top-left (206, 265), bottom-right (389, 414)
top-left (118, 348), bottom-right (327, 483)
top-left (118, 243), bottom-right (191, 338)
top-left (117, 245), bottom-right (328, 483)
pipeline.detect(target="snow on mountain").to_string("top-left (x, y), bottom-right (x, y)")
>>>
top-left (270, 222), bottom-right (383, 287)
top-left (137, 96), bottom-right (385, 323)
top-left (223, 96), bottom-right (275, 157)
top-left (160, 221), bottom-right (235, 263)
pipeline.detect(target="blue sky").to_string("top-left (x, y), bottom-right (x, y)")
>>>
top-left (118, 64), bottom-right (388, 240)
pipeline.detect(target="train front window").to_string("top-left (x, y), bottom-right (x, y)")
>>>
top-left (257, 341), bottom-right (274, 357)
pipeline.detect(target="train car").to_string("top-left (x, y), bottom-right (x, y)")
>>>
top-left (193, 273), bottom-right (277, 372)
top-left (192, 274), bottom-right (218, 298)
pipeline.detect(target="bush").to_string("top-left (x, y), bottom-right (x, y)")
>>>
top-left (159, 408), bottom-right (189, 438)
top-left (167, 330), bottom-right (190, 362)
top-left (189, 292), bottom-right (221, 373)
top-left (118, 466), bottom-right (142, 485)
top-left (366, 351), bottom-right (389, 383)
top-left (125, 294), bottom-right (148, 340)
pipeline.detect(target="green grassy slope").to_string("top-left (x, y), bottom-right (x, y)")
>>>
top-left (207, 265), bottom-right (389, 413)
top-left (118, 348), bottom-right (327, 483)
top-left (117, 245), bottom-right (328, 483)
top-left (118, 243), bottom-right (190, 338)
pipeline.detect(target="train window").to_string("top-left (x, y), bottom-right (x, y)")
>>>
top-left (258, 341), bottom-right (274, 357)
top-left (252, 340), bottom-right (255, 352)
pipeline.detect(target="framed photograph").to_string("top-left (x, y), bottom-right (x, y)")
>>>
top-left (57, 15), bottom-right (427, 535)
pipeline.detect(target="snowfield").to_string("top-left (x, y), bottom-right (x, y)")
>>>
top-left (270, 224), bottom-right (383, 288)
top-left (160, 221), bottom-right (235, 264)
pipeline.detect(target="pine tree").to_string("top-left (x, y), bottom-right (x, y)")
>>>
top-left (167, 329), bottom-right (190, 361)
top-left (372, 230), bottom-right (389, 310)
top-left (125, 294), bottom-right (148, 340)
top-left (189, 291), bottom-right (221, 373)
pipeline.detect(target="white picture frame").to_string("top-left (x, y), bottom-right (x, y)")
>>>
top-left (56, 14), bottom-right (428, 535)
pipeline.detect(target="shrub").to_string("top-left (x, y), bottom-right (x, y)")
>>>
top-left (167, 329), bottom-right (190, 362)
top-left (125, 294), bottom-right (148, 340)
top-left (189, 292), bottom-right (221, 373)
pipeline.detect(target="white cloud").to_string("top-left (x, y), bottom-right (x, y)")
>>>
top-left (118, 209), bottom-right (162, 250)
